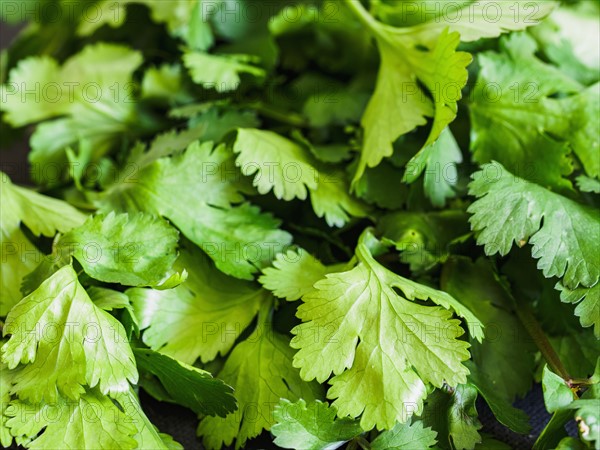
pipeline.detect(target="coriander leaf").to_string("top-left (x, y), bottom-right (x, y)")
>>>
top-left (467, 362), bottom-right (531, 434)
top-left (0, 42), bottom-right (142, 127)
top-left (566, 398), bottom-right (600, 449)
top-left (0, 56), bottom-right (64, 126)
top-left (556, 282), bottom-right (599, 336)
top-left (1, 173), bottom-right (86, 315)
top-left (303, 82), bottom-right (370, 128)
top-left (576, 176), bottom-right (600, 194)
top-left (542, 365), bottom-right (577, 413)
top-left (130, 246), bottom-right (268, 364)
top-left (232, 129), bottom-right (369, 227)
top-left (378, 210), bottom-right (471, 274)
top-left (115, 387), bottom-right (184, 450)
top-left (568, 84), bottom-right (600, 179)
top-left (420, 385), bottom-right (482, 450)
top-left (0, 362), bottom-right (15, 448)
top-left (469, 33), bottom-right (583, 192)
top-left (233, 129), bottom-right (319, 201)
top-left (142, 64), bottom-right (189, 103)
top-left (442, 257), bottom-right (536, 400)
top-left (2, 265), bottom-right (137, 402)
top-left (133, 348), bottom-right (236, 417)
top-left (76, 0), bottom-right (126, 36)
top-left (291, 229), bottom-right (478, 430)
top-left (403, 127), bottom-right (463, 208)
top-left (1, 229), bottom-right (43, 317)
top-left (447, 385), bottom-right (483, 450)
top-left (183, 52), bottom-right (265, 92)
top-left (373, 1), bottom-right (555, 41)
top-left (468, 162), bottom-right (600, 290)
top-left (550, 330), bottom-right (600, 380)
top-left (0, 43), bottom-right (144, 186)
top-left (344, 0), bottom-right (470, 182)
top-left (309, 168), bottom-right (371, 228)
top-left (353, 160), bottom-right (409, 209)
top-left (475, 435), bottom-right (513, 450)
top-left (5, 388), bottom-right (138, 449)
top-left (88, 287), bottom-right (131, 311)
top-left (556, 437), bottom-right (589, 450)
top-left (534, 408), bottom-right (573, 450)
top-left (1, 173), bottom-right (86, 237)
top-left (371, 420), bottom-right (437, 450)
top-left (259, 249), bottom-right (340, 301)
top-left (57, 212), bottom-right (179, 287)
top-left (530, 2), bottom-right (600, 86)
top-left (141, 0), bottom-right (212, 48)
top-left (197, 304), bottom-right (322, 450)
top-left (271, 399), bottom-right (363, 450)
top-left (27, 102), bottom-right (136, 187)
top-left (102, 140), bottom-right (291, 279)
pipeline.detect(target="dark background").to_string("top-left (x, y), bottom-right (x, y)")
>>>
top-left (0, 19), bottom-right (578, 450)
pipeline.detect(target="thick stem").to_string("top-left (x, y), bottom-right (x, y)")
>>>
top-left (515, 303), bottom-right (570, 381)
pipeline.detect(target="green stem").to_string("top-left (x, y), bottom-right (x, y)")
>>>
top-left (247, 102), bottom-right (308, 128)
top-left (342, 0), bottom-right (381, 35)
top-left (514, 303), bottom-right (570, 381)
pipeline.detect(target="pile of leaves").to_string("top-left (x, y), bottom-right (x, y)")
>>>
top-left (0, 1), bottom-right (598, 449)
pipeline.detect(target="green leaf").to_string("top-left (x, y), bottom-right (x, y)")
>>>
top-left (1, 265), bottom-right (137, 402)
top-left (197, 304), bottom-right (322, 450)
top-left (58, 212), bottom-right (179, 287)
top-left (0, 42), bottom-right (142, 127)
top-left (102, 140), bottom-right (291, 279)
top-left (115, 387), bottom-right (183, 450)
top-left (468, 162), bottom-right (600, 290)
top-left (378, 210), bottom-right (471, 274)
top-left (403, 127), bottom-right (463, 208)
top-left (88, 287), bottom-right (131, 311)
top-left (542, 365), bottom-right (577, 413)
top-left (5, 388), bottom-right (138, 449)
top-left (259, 249), bottom-right (342, 301)
top-left (475, 435), bottom-right (513, 450)
top-left (233, 129), bottom-right (369, 227)
top-left (353, 160), bottom-right (408, 210)
top-left (130, 245), bottom-right (268, 364)
top-left (291, 230), bottom-right (478, 430)
top-left (233, 129), bottom-right (319, 201)
top-left (141, 64), bottom-right (191, 103)
top-left (534, 408), bottom-right (573, 450)
top-left (373, 1), bottom-right (555, 41)
top-left (442, 257), bottom-right (536, 400)
top-left (576, 176), bottom-right (600, 194)
top-left (183, 52), bottom-right (265, 92)
top-left (556, 437), bottom-right (589, 450)
top-left (133, 348), bottom-right (236, 417)
top-left (467, 362), bottom-right (531, 434)
top-left (348, 6), bottom-right (471, 182)
top-left (550, 330), bottom-right (600, 380)
top-left (469, 33), bottom-right (583, 192)
top-left (272, 399), bottom-right (363, 450)
top-left (1, 172), bottom-right (86, 237)
top-left (568, 84), bottom-right (600, 179)
top-left (556, 282), bottom-right (600, 336)
top-left (0, 362), bottom-right (15, 448)
top-left (371, 420), bottom-right (437, 449)
top-left (420, 385), bottom-right (482, 450)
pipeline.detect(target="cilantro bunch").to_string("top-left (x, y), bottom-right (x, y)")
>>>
top-left (0, 1), bottom-right (598, 449)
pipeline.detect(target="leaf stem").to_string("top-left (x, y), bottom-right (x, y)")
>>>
top-left (342, 0), bottom-right (381, 35)
top-left (514, 303), bottom-right (570, 381)
top-left (246, 102), bottom-right (308, 128)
